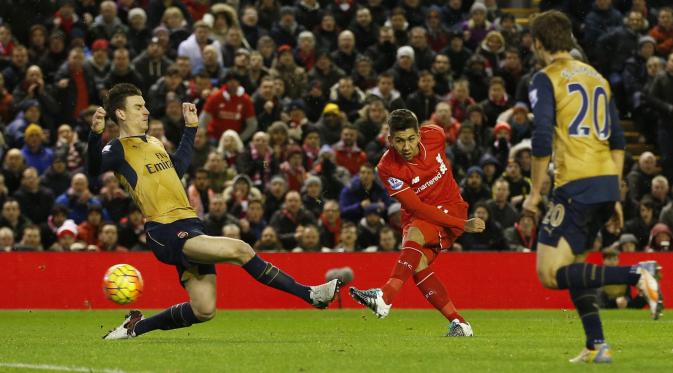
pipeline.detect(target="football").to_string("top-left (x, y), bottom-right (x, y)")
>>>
top-left (102, 264), bottom-right (144, 305)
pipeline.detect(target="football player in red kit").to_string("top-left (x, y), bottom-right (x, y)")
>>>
top-left (349, 109), bottom-right (485, 336)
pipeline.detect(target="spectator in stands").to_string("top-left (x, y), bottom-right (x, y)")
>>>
top-left (498, 48), bottom-right (525, 98)
top-left (217, 129), bottom-right (245, 169)
top-left (620, 179), bottom-right (639, 222)
top-left (464, 54), bottom-right (490, 102)
top-left (209, 3), bottom-right (238, 46)
top-left (430, 54), bottom-right (453, 98)
top-left (478, 31), bottom-right (505, 76)
top-left (626, 151), bottom-right (657, 202)
top-left (333, 123), bottom-right (367, 177)
top-left (14, 225), bottom-right (42, 251)
top-left (330, 77), bottom-right (366, 123)
top-left (647, 52), bottom-right (673, 181)
top-left (6, 99), bottom-right (42, 149)
top-left (446, 79), bottom-right (476, 122)
top-left (661, 200), bottom-right (673, 232)
top-left (98, 172), bottom-right (131, 223)
top-left (0, 227), bottom-right (14, 252)
top-left (462, 104), bottom-right (490, 149)
top-left (334, 221), bottom-right (358, 252)
top-left (48, 219), bottom-right (79, 251)
top-left (77, 204), bottom-right (104, 248)
top-left (367, 72), bottom-right (405, 112)
top-left (21, 124), bottom-right (53, 176)
top-left (135, 38), bottom-right (174, 95)
top-left (366, 26), bottom-right (397, 74)
top-left (239, 198), bottom-right (266, 246)
top-left (279, 145), bottom-right (306, 192)
top-left (0, 198), bottom-right (31, 241)
top-left (355, 98), bottom-right (387, 149)
top-left (117, 204), bottom-right (146, 251)
top-left (202, 194), bottom-right (237, 236)
top-left (13, 167), bottom-right (53, 224)
top-left (629, 54), bottom-right (662, 144)
top-left (425, 6), bottom-right (451, 53)
top-left (349, 8), bottom-right (377, 54)
top-left (308, 51), bottom-right (344, 97)
top-left (178, 20), bottom-right (219, 74)
top-left (407, 27), bottom-right (435, 71)
top-left (390, 46), bottom-right (419, 99)
top-left (2, 45), bottom-right (29, 93)
top-left (497, 12), bottom-right (523, 48)
top-left (97, 223), bottom-right (128, 252)
top-left (502, 159), bottom-right (530, 207)
top-left (222, 223), bottom-right (242, 240)
top-left (293, 224), bottom-right (330, 252)
top-left (54, 124), bottom-right (86, 173)
top-left (39, 31), bottom-right (68, 84)
top-left (405, 70), bottom-right (439, 122)
top-left (188, 127), bottom-right (212, 176)
top-left (2, 149), bottom-right (25, 195)
top-left (103, 48), bottom-right (144, 93)
top-left (55, 173), bottom-right (106, 224)
top-left (254, 226), bottom-right (285, 252)
top-left (127, 8), bottom-right (151, 57)
top-left (252, 77), bottom-right (281, 132)
top-left (201, 71), bottom-right (257, 142)
top-left (504, 213), bottom-right (537, 252)
top-left (649, 7), bottom-right (673, 56)
top-left (647, 175), bottom-right (671, 217)
top-left (27, 24), bottom-right (48, 64)
top-left (357, 204), bottom-right (386, 249)
top-left (340, 163), bottom-right (391, 223)
top-left (371, 226), bottom-right (399, 252)
top-left (237, 131), bottom-right (278, 191)
top-left (458, 201), bottom-right (506, 251)
top-left (624, 196), bottom-right (657, 250)
top-left (54, 47), bottom-right (99, 125)
top-left (316, 103), bottom-right (346, 146)
top-left (89, 1), bottom-right (127, 41)
top-left (0, 74), bottom-right (12, 126)
top-left (84, 40), bottom-right (111, 94)
top-left (39, 204), bottom-right (68, 249)
top-left (583, 0), bottom-right (624, 63)
top-left (462, 2), bottom-right (494, 50)
top-left (318, 199), bottom-right (341, 249)
top-left (480, 153), bottom-right (501, 188)
top-left (300, 176), bottom-right (323, 219)
top-left (487, 178), bottom-right (518, 230)
top-left (12, 66), bottom-right (58, 125)
top-left (480, 77), bottom-right (513, 127)
top-left (224, 173), bottom-right (264, 217)
top-left (647, 223), bottom-right (672, 252)
top-left (332, 30), bottom-right (360, 74)
top-left (271, 44), bottom-right (307, 100)
top-left (461, 166), bottom-right (491, 213)
top-left (500, 103), bottom-right (533, 145)
top-left (270, 190), bottom-right (316, 249)
top-left (490, 121), bottom-right (512, 170)
top-left (388, 7), bottom-right (409, 46)
top-left (451, 122), bottom-right (483, 179)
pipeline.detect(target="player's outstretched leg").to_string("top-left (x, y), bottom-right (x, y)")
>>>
top-left (555, 262), bottom-right (663, 320)
top-left (184, 235), bottom-right (341, 309)
top-left (412, 267), bottom-right (472, 337)
top-left (349, 231), bottom-right (426, 318)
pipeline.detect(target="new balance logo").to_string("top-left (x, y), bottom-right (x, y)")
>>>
top-left (411, 176), bottom-right (420, 185)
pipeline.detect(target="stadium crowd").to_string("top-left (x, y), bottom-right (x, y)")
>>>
top-left (0, 0), bottom-right (671, 253)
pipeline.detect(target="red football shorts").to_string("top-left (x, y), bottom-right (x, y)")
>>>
top-left (402, 202), bottom-right (468, 262)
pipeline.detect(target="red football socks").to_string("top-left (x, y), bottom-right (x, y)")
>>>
top-left (413, 267), bottom-right (465, 323)
top-left (381, 241), bottom-right (423, 304)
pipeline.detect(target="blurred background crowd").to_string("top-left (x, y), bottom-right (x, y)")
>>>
top-left (0, 0), bottom-right (671, 254)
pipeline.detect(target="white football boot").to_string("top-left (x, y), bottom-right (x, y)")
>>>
top-left (348, 287), bottom-right (391, 318)
top-left (103, 310), bottom-right (143, 340)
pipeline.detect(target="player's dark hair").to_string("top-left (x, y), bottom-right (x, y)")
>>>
top-left (530, 10), bottom-right (575, 53)
top-left (388, 109), bottom-right (419, 134)
top-left (105, 83), bottom-right (142, 124)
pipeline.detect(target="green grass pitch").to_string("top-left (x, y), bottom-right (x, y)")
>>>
top-left (1, 309), bottom-right (671, 372)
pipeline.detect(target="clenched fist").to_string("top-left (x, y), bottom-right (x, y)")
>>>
top-left (91, 107), bottom-right (106, 134)
top-left (464, 217), bottom-right (486, 233)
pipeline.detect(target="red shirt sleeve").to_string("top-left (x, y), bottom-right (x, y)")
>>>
top-left (395, 188), bottom-right (465, 230)
top-left (377, 157), bottom-right (410, 197)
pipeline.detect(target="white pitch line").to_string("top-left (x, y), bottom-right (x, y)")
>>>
top-left (0, 362), bottom-right (144, 373)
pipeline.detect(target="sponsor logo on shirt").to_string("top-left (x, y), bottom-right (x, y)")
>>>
top-left (415, 154), bottom-right (448, 194)
top-left (411, 176), bottom-right (420, 185)
top-left (387, 177), bottom-right (404, 191)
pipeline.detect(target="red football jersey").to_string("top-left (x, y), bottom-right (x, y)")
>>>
top-left (377, 124), bottom-right (465, 226)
